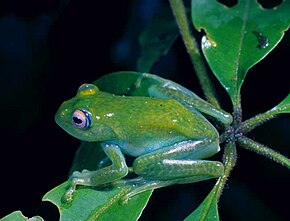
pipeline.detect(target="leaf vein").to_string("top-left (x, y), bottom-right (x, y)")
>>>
top-left (233, 0), bottom-right (251, 104)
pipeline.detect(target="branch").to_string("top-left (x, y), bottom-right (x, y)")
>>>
top-left (237, 136), bottom-right (290, 169)
top-left (238, 108), bottom-right (278, 134)
top-left (169, 0), bottom-right (220, 108)
top-left (217, 141), bottom-right (237, 199)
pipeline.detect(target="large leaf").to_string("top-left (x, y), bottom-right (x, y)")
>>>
top-left (191, 0), bottom-right (290, 106)
top-left (43, 182), bottom-right (152, 221)
top-left (271, 93), bottom-right (290, 114)
top-left (184, 185), bottom-right (219, 221)
top-left (0, 211), bottom-right (43, 221)
top-left (137, 11), bottom-right (179, 72)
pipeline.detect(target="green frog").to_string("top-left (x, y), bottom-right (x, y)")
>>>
top-left (55, 73), bottom-right (232, 203)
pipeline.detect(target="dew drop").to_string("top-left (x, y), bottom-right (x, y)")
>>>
top-left (201, 36), bottom-right (211, 49)
top-left (202, 36), bottom-right (217, 49)
top-left (224, 86), bottom-right (230, 92)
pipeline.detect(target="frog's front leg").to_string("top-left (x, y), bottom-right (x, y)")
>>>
top-left (62, 143), bottom-right (128, 203)
top-left (121, 138), bottom-right (224, 202)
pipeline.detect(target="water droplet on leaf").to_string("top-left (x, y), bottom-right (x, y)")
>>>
top-left (201, 36), bottom-right (217, 49)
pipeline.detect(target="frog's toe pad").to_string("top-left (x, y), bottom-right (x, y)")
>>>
top-left (62, 186), bottom-right (75, 204)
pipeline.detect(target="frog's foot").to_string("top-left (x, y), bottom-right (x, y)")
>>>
top-left (62, 185), bottom-right (75, 203)
top-left (114, 177), bottom-right (174, 204)
top-left (118, 174), bottom-right (223, 205)
top-left (134, 73), bottom-right (149, 89)
top-left (61, 170), bottom-right (95, 203)
top-left (118, 177), bottom-right (173, 205)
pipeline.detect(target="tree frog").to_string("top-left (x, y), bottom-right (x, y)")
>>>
top-left (55, 73), bottom-right (233, 203)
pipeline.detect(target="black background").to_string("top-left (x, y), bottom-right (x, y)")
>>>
top-left (0, 1), bottom-right (289, 220)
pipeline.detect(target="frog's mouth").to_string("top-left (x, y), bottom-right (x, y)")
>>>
top-left (55, 106), bottom-right (117, 142)
top-left (54, 104), bottom-right (83, 139)
top-left (55, 112), bottom-right (95, 142)
top-left (55, 107), bottom-right (74, 135)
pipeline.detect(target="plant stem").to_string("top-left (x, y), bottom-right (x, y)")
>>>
top-left (238, 108), bottom-right (279, 134)
top-left (237, 136), bottom-right (290, 169)
top-left (169, 0), bottom-right (220, 108)
top-left (216, 141), bottom-right (237, 200)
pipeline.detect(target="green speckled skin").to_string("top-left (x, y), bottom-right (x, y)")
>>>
top-left (55, 80), bottom-right (225, 203)
top-left (56, 85), bottom-right (217, 156)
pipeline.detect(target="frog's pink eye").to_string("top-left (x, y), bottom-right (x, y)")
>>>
top-left (72, 109), bottom-right (92, 129)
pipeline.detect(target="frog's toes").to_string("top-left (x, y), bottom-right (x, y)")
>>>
top-left (81, 169), bottom-right (90, 173)
top-left (72, 170), bottom-right (82, 177)
top-left (134, 73), bottom-right (149, 88)
top-left (119, 194), bottom-right (131, 205)
top-left (71, 170), bottom-right (92, 180)
top-left (62, 186), bottom-right (75, 204)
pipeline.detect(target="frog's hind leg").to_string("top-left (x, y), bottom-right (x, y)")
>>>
top-left (119, 139), bottom-right (224, 203)
top-left (119, 162), bottom-right (222, 204)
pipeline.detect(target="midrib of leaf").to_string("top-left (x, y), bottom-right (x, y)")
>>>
top-left (233, 0), bottom-right (250, 107)
top-left (200, 187), bottom-right (218, 221)
top-left (86, 188), bottom-right (130, 221)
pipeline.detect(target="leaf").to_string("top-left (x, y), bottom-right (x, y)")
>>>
top-left (191, 0), bottom-right (290, 106)
top-left (93, 71), bottom-right (165, 97)
top-left (43, 182), bottom-right (152, 221)
top-left (69, 141), bottom-right (107, 175)
top-left (93, 71), bottom-right (143, 95)
top-left (184, 185), bottom-right (219, 221)
top-left (137, 11), bottom-right (179, 72)
top-left (0, 211), bottom-right (43, 221)
top-left (272, 93), bottom-right (290, 114)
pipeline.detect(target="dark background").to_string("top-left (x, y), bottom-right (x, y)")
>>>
top-left (0, 0), bottom-right (289, 220)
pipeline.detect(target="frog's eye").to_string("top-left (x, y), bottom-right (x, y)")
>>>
top-left (72, 109), bottom-right (92, 129)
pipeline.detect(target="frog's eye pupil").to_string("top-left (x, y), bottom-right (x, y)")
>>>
top-left (72, 109), bottom-right (92, 129)
top-left (73, 117), bottom-right (83, 125)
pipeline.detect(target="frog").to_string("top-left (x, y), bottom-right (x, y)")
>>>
top-left (55, 73), bottom-right (233, 204)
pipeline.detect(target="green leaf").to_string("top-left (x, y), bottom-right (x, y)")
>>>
top-left (191, 0), bottom-right (290, 106)
top-left (69, 141), bottom-right (107, 175)
top-left (137, 11), bottom-right (179, 72)
top-left (43, 182), bottom-right (152, 221)
top-left (272, 93), bottom-right (290, 114)
top-left (93, 71), bottom-right (143, 95)
top-left (184, 185), bottom-right (219, 221)
top-left (93, 71), bottom-right (165, 97)
top-left (0, 211), bottom-right (43, 221)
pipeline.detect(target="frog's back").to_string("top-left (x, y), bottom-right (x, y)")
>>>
top-left (93, 92), bottom-right (217, 140)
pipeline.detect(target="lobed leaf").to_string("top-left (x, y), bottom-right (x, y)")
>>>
top-left (191, 0), bottom-right (290, 106)
top-left (0, 211), bottom-right (43, 221)
top-left (43, 182), bottom-right (151, 221)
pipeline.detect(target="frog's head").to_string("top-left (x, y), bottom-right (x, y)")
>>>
top-left (55, 84), bottom-right (116, 142)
